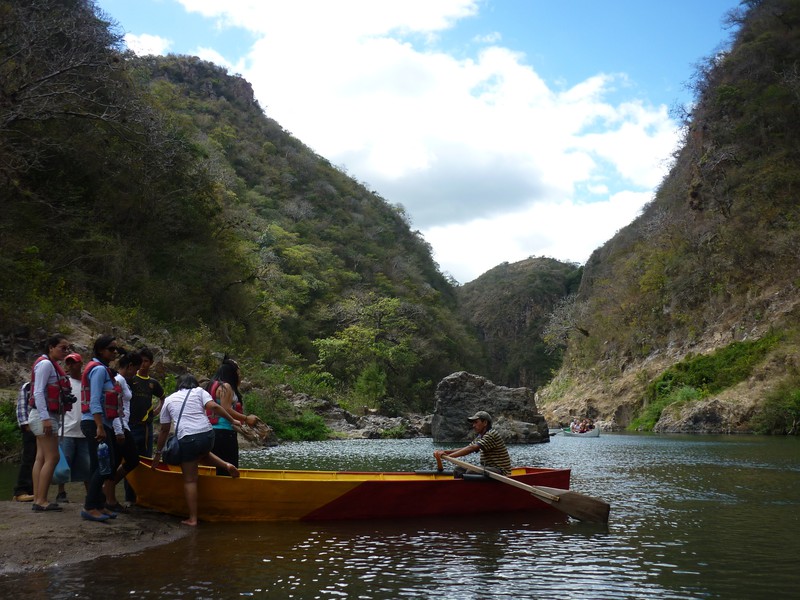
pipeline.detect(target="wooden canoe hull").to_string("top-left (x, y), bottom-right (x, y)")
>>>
top-left (560, 428), bottom-right (600, 437)
top-left (127, 458), bottom-right (571, 522)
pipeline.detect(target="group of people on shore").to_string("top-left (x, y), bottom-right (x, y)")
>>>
top-left (12, 334), bottom-right (258, 526)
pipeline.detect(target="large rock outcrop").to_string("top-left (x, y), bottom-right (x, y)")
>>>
top-left (431, 371), bottom-right (549, 443)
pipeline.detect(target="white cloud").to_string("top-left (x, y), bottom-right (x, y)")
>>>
top-left (424, 190), bottom-right (653, 283)
top-left (167, 1), bottom-right (680, 282)
top-left (124, 33), bottom-right (172, 56)
top-left (191, 46), bottom-right (249, 73)
top-left (473, 32), bottom-right (502, 44)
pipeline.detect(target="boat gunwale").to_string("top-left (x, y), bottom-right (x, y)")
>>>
top-left (138, 457), bottom-right (569, 483)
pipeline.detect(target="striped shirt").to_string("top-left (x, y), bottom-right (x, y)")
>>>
top-left (476, 428), bottom-right (512, 475)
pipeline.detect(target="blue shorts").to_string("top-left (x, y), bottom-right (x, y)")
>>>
top-left (60, 436), bottom-right (91, 482)
top-left (179, 430), bottom-right (215, 462)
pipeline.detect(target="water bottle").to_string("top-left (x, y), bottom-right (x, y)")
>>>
top-left (97, 442), bottom-right (112, 476)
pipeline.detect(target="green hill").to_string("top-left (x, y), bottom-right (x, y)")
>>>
top-left (537, 0), bottom-right (800, 434)
top-left (3, 0), bottom-right (798, 436)
top-left (0, 0), bottom-right (482, 414)
top-left (457, 257), bottom-right (582, 389)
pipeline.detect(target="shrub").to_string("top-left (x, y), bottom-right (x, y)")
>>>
top-left (0, 398), bottom-right (20, 458)
top-left (752, 378), bottom-right (800, 435)
top-left (270, 410), bottom-right (329, 441)
top-left (631, 332), bottom-right (780, 431)
top-left (645, 333), bottom-right (779, 403)
top-left (255, 363), bottom-right (337, 399)
top-left (630, 386), bottom-right (700, 431)
top-left (381, 425), bottom-right (408, 439)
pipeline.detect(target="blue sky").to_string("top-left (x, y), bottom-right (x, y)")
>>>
top-left (96, 0), bottom-right (742, 283)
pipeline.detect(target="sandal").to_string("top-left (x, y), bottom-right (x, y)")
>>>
top-left (81, 510), bottom-right (110, 522)
top-left (32, 503), bottom-right (63, 512)
top-left (105, 502), bottom-right (128, 513)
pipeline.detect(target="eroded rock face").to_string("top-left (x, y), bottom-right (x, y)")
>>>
top-left (430, 371), bottom-right (549, 443)
top-left (653, 396), bottom-right (759, 433)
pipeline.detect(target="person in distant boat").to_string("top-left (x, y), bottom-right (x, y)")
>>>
top-left (434, 410), bottom-right (512, 477)
top-left (570, 417), bottom-right (581, 432)
top-left (152, 374), bottom-right (244, 526)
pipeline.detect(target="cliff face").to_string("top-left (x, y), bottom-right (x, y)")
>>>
top-left (537, 0), bottom-right (800, 433)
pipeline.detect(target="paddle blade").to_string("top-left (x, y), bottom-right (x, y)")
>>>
top-left (532, 486), bottom-right (610, 524)
top-left (441, 454), bottom-right (611, 524)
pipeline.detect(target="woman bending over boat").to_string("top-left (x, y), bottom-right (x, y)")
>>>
top-left (207, 357), bottom-right (259, 476)
top-left (152, 374), bottom-right (244, 526)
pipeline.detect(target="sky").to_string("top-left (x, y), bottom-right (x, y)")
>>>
top-left (95, 0), bottom-right (742, 284)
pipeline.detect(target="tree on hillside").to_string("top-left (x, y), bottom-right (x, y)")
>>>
top-left (542, 294), bottom-right (590, 353)
top-left (0, 0), bottom-right (243, 328)
top-left (0, 3), bottom-right (483, 413)
top-left (0, 0), bottom-right (133, 176)
top-left (313, 295), bottom-right (421, 410)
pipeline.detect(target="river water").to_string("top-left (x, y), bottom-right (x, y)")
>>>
top-left (1, 433), bottom-right (798, 599)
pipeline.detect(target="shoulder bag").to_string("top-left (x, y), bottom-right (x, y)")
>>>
top-left (161, 389), bottom-right (191, 465)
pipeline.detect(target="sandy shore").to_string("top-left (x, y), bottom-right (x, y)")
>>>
top-left (0, 481), bottom-right (189, 575)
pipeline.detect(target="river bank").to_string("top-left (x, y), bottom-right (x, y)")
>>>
top-left (0, 482), bottom-right (188, 575)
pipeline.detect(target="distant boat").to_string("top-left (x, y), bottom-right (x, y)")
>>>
top-left (560, 428), bottom-right (600, 438)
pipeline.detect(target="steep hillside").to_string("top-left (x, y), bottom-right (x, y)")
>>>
top-left (538, 0), bottom-right (800, 434)
top-left (457, 257), bottom-right (582, 389)
top-left (0, 0), bottom-right (482, 412)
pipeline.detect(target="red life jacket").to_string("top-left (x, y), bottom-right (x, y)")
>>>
top-left (29, 355), bottom-right (71, 413)
top-left (206, 380), bottom-right (243, 425)
top-left (80, 360), bottom-right (122, 419)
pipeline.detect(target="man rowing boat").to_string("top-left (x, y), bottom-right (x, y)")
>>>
top-left (434, 410), bottom-right (512, 476)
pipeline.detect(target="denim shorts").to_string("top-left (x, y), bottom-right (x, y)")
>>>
top-left (179, 430), bottom-right (215, 462)
top-left (60, 436), bottom-right (91, 482)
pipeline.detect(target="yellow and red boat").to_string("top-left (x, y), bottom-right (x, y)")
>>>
top-left (127, 457), bottom-right (571, 522)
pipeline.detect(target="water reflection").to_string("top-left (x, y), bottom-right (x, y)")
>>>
top-left (1, 434), bottom-right (798, 599)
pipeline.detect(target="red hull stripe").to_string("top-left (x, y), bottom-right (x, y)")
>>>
top-left (302, 470), bottom-right (570, 520)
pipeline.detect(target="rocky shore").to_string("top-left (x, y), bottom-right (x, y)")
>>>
top-left (0, 482), bottom-right (189, 575)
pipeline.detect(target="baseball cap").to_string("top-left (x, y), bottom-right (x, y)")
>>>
top-left (65, 352), bottom-right (83, 363)
top-left (468, 411), bottom-right (492, 423)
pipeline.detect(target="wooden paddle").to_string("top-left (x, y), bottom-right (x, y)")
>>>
top-left (442, 455), bottom-right (610, 524)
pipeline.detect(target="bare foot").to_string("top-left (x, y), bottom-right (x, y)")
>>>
top-left (181, 519), bottom-right (198, 526)
top-left (226, 463), bottom-right (240, 478)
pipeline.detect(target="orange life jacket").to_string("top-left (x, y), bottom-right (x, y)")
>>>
top-left (80, 360), bottom-right (122, 419)
top-left (29, 355), bottom-right (71, 413)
